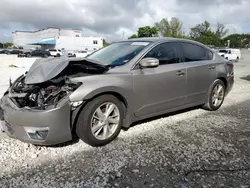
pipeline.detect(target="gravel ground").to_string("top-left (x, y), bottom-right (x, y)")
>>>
top-left (1, 53), bottom-right (250, 187)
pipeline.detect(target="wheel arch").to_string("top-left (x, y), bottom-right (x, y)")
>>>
top-left (203, 78), bottom-right (227, 111)
top-left (217, 77), bottom-right (228, 90)
top-left (89, 91), bottom-right (128, 108)
top-left (71, 90), bottom-right (130, 134)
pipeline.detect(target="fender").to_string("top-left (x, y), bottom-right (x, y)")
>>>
top-left (69, 75), bottom-right (133, 107)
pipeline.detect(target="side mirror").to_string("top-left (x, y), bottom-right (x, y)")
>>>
top-left (139, 58), bottom-right (159, 68)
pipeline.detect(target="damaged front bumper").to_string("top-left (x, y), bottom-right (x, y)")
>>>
top-left (0, 95), bottom-right (73, 145)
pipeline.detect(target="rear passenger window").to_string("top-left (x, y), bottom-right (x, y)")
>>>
top-left (144, 42), bottom-right (180, 65)
top-left (181, 43), bottom-right (208, 62)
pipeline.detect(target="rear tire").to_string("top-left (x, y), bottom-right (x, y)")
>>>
top-left (202, 79), bottom-right (226, 111)
top-left (76, 95), bottom-right (124, 147)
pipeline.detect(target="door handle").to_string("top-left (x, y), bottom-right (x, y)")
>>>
top-left (176, 70), bottom-right (185, 76)
top-left (209, 65), bottom-right (215, 70)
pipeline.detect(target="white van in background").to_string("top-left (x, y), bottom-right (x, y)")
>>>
top-left (218, 48), bottom-right (241, 61)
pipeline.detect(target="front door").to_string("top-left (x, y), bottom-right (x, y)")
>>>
top-left (132, 42), bottom-right (187, 117)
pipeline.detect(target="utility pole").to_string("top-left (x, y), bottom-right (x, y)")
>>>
top-left (227, 40), bottom-right (230, 48)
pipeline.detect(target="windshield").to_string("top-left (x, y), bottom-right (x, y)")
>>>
top-left (219, 50), bottom-right (228, 53)
top-left (86, 41), bottom-right (150, 67)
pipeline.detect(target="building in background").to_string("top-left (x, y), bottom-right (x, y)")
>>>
top-left (12, 27), bottom-right (103, 52)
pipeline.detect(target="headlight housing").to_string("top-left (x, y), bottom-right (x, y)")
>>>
top-left (70, 101), bottom-right (83, 110)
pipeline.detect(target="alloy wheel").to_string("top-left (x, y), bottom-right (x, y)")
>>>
top-left (91, 102), bottom-right (120, 140)
top-left (211, 84), bottom-right (224, 107)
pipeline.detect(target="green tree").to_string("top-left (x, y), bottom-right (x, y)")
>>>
top-left (189, 21), bottom-right (225, 46)
top-left (224, 34), bottom-right (250, 48)
top-left (190, 21), bottom-right (211, 39)
top-left (4, 42), bottom-right (13, 48)
top-left (155, 18), bottom-right (169, 37)
top-left (103, 39), bottom-right (110, 47)
top-left (0, 42), bottom-right (3, 48)
top-left (155, 17), bottom-right (184, 38)
top-left (215, 22), bottom-right (229, 39)
top-left (137, 26), bottom-right (158, 38)
top-left (198, 30), bottom-right (220, 46)
top-left (128, 34), bottom-right (138, 39)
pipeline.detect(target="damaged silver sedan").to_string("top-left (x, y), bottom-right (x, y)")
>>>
top-left (0, 38), bottom-right (234, 147)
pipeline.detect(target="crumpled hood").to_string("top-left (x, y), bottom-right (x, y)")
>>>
top-left (25, 57), bottom-right (70, 84)
top-left (24, 57), bottom-right (107, 84)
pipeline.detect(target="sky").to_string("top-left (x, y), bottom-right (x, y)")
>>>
top-left (0, 0), bottom-right (250, 42)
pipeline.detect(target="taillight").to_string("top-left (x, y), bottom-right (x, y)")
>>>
top-left (227, 62), bottom-right (234, 69)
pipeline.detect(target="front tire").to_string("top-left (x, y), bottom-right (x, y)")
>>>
top-left (76, 95), bottom-right (124, 147)
top-left (202, 79), bottom-right (226, 111)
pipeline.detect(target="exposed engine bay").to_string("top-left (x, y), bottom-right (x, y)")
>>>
top-left (10, 76), bottom-right (81, 109)
top-left (8, 59), bottom-right (107, 109)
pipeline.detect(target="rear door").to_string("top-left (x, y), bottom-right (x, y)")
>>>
top-left (180, 42), bottom-right (217, 104)
top-left (132, 42), bottom-right (188, 117)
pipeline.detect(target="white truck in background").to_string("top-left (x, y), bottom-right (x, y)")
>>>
top-left (218, 48), bottom-right (241, 62)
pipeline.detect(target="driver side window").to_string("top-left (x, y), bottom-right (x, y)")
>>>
top-left (144, 42), bottom-right (180, 65)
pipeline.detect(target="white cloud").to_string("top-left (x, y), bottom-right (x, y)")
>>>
top-left (0, 0), bottom-right (249, 42)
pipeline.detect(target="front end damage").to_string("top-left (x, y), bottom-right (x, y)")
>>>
top-left (9, 74), bottom-right (82, 110)
top-left (0, 58), bottom-right (107, 145)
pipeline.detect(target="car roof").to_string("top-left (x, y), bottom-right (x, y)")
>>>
top-left (113, 37), bottom-right (214, 52)
top-left (116, 37), bottom-right (199, 43)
